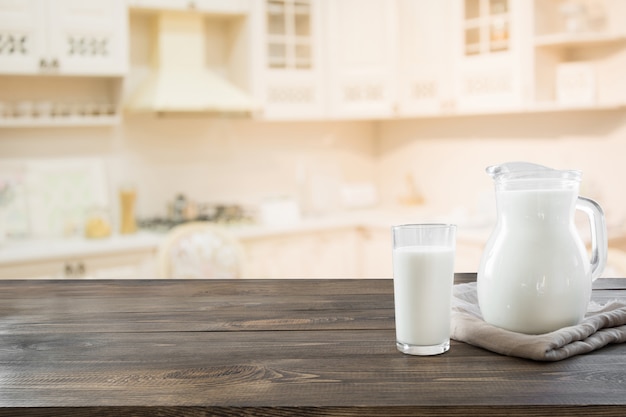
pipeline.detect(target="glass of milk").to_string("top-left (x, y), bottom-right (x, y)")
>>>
top-left (392, 224), bottom-right (456, 355)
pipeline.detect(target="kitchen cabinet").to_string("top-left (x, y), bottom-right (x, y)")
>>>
top-left (356, 226), bottom-right (392, 278)
top-left (0, 0), bottom-right (126, 128)
top-left (242, 227), bottom-right (359, 278)
top-left (399, 0), bottom-right (626, 116)
top-left (0, 249), bottom-right (156, 279)
top-left (0, 0), bottom-right (127, 76)
top-left (453, 0), bottom-right (531, 112)
top-left (255, 0), bottom-right (326, 119)
top-left (255, 0), bottom-right (397, 120)
top-left (396, 0), bottom-right (456, 116)
top-left (253, 0), bottom-right (626, 120)
top-left (532, 0), bottom-right (626, 109)
top-left (398, 0), bottom-right (532, 116)
top-left (0, 0), bottom-right (43, 75)
top-left (324, 0), bottom-right (397, 119)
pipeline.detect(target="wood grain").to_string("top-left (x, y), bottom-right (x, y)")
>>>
top-left (0, 275), bottom-right (625, 416)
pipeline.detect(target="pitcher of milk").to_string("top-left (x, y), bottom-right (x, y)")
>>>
top-left (477, 162), bottom-right (607, 334)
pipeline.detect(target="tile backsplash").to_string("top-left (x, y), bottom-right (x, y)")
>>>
top-left (0, 158), bottom-right (109, 238)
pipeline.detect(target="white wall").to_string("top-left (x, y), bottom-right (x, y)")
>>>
top-left (0, 117), bottom-right (378, 222)
top-left (118, 116), bottom-right (378, 217)
top-left (377, 110), bottom-right (626, 231)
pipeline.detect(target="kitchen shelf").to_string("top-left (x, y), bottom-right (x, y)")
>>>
top-left (0, 75), bottom-right (123, 129)
top-left (391, 101), bottom-right (626, 120)
top-left (526, 101), bottom-right (626, 113)
top-left (535, 32), bottom-right (626, 48)
top-left (0, 115), bottom-right (121, 128)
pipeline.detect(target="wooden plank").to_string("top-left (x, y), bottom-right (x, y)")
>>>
top-left (1, 276), bottom-right (625, 415)
top-left (1, 330), bottom-right (625, 409)
top-left (0, 405), bottom-right (624, 417)
top-left (1, 406), bottom-right (625, 417)
top-left (0, 280), bottom-right (396, 334)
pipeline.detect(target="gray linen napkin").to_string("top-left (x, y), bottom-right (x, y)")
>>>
top-left (451, 282), bottom-right (626, 361)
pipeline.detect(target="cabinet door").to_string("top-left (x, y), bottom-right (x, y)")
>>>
top-left (0, 259), bottom-right (67, 279)
top-left (325, 0), bottom-right (397, 118)
top-left (83, 251), bottom-right (156, 279)
top-left (242, 229), bottom-right (358, 278)
top-left (305, 229), bottom-right (358, 278)
top-left (243, 235), bottom-right (309, 278)
top-left (0, 0), bottom-right (46, 74)
top-left (0, 250), bottom-right (157, 279)
top-left (397, 0), bottom-right (455, 116)
top-left (47, 0), bottom-right (128, 75)
top-left (257, 0), bottom-right (325, 119)
top-left (454, 0), bottom-right (531, 112)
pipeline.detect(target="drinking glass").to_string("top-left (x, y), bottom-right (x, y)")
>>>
top-left (392, 224), bottom-right (456, 355)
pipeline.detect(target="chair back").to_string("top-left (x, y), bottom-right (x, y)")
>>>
top-left (157, 222), bottom-right (245, 279)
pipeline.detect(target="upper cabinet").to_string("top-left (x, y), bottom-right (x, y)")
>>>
top-left (453, 0), bottom-right (531, 112)
top-left (0, 1), bottom-right (127, 127)
top-left (396, 0), bottom-right (456, 116)
top-left (255, 0), bottom-right (326, 119)
top-left (0, 0), bottom-right (128, 76)
top-left (0, 0), bottom-right (44, 74)
top-left (398, 0), bottom-right (626, 117)
top-left (2, 0), bottom-right (624, 125)
top-left (126, 0), bottom-right (626, 120)
top-left (532, 0), bottom-right (626, 109)
top-left (254, 0), bottom-right (398, 120)
top-left (324, 0), bottom-right (397, 119)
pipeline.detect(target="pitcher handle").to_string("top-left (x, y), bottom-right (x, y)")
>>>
top-left (576, 197), bottom-right (608, 281)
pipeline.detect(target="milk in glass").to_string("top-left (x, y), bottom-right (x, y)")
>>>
top-left (393, 246), bottom-right (455, 348)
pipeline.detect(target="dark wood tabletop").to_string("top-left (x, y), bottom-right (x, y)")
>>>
top-left (1, 273), bottom-right (625, 416)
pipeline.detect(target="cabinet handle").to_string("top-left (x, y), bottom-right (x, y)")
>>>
top-left (77, 262), bottom-right (85, 277)
top-left (39, 58), bottom-right (47, 68)
top-left (51, 58), bottom-right (59, 69)
top-left (63, 261), bottom-right (86, 278)
top-left (18, 35), bottom-right (26, 54)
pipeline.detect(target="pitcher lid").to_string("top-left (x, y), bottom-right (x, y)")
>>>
top-left (486, 162), bottom-right (581, 186)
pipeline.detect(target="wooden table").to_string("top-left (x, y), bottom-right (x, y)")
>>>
top-left (1, 273), bottom-right (625, 416)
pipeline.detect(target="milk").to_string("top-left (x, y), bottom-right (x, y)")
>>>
top-left (477, 189), bottom-right (591, 334)
top-left (393, 246), bottom-right (455, 346)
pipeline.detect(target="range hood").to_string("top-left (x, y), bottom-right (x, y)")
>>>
top-left (125, 11), bottom-right (257, 115)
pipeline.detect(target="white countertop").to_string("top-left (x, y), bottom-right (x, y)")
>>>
top-left (0, 232), bottom-right (164, 265)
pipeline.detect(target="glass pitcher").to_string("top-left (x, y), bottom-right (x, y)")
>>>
top-left (477, 162), bottom-right (607, 334)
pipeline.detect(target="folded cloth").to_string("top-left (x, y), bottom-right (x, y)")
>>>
top-left (451, 282), bottom-right (626, 361)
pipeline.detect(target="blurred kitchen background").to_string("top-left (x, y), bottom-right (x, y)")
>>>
top-left (1, 0), bottom-right (626, 279)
